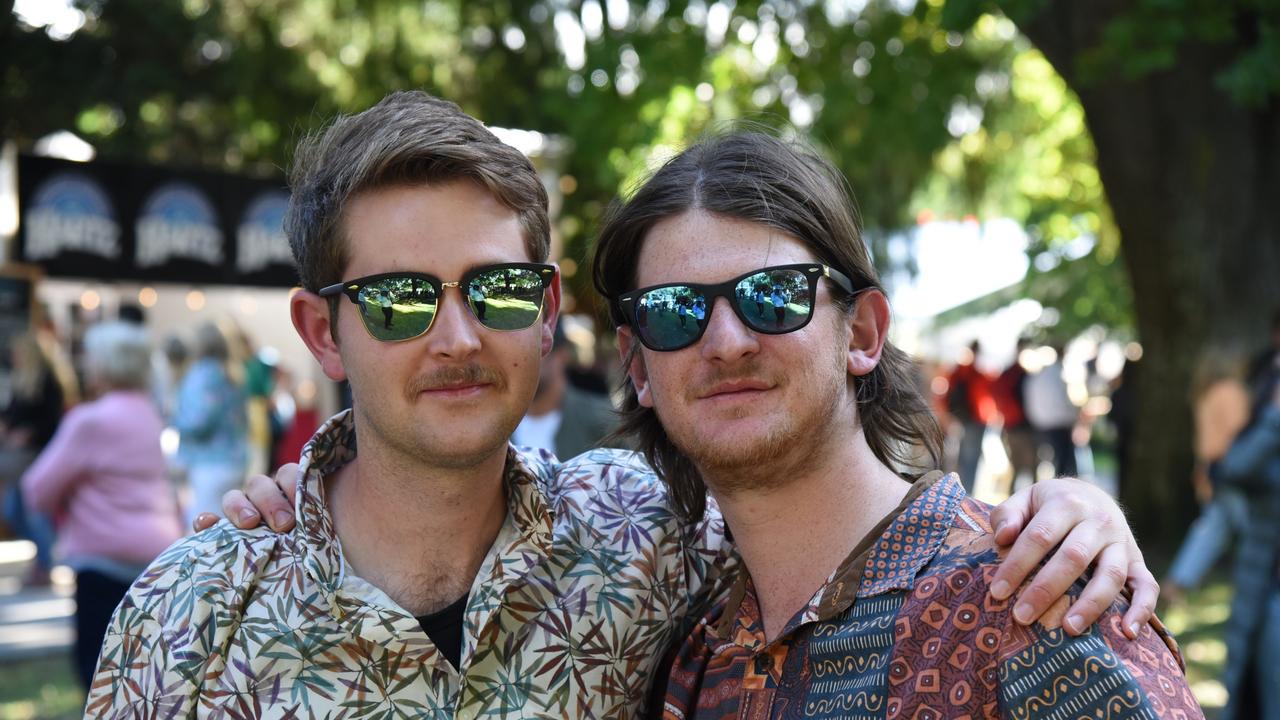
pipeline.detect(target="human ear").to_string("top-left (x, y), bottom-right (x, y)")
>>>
top-left (291, 290), bottom-right (347, 382)
top-left (616, 326), bottom-right (653, 408)
top-left (847, 290), bottom-right (890, 378)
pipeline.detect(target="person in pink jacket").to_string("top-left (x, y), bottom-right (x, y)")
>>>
top-left (22, 321), bottom-right (183, 689)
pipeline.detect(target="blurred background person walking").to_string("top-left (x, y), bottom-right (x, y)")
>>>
top-left (174, 321), bottom-right (248, 527)
top-left (1245, 310), bottom-right (1280, 420)
top-left (1, 331), bottom-right (76, 587)
top-left (944, 340), bottom-right (993, 493)
top-left (1214, 373), bottom-right (1280, 720)
top-left (156, 334), bottom-right (190, 421)
top-left (993, 339), bottom-right (1037, 492)
top-left (511, 323), bottom-right (617, 459)
top-left (1025, 343), bottom-right (1080, 477)
top-left (20, 322), bottom-right (183, 689)
top-left (1107, 355), bottom-right (1141, 496)
top-left (1162, 350), bottom-right (1252, 603)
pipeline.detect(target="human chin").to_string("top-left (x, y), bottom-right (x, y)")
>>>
top-left (655, 392), bottom-right (795, 473)
top-left (402, 405), bottom-right (522, 469)
top-left (415, 380), bottom-right (527, 454)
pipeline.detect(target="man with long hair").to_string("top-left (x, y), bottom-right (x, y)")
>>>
top-left (592, 131), bottom-right (1201, 717)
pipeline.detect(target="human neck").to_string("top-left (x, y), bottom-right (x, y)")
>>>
top-left (325, 431), bottom-right (509, 616)
top-left (704, 431), bottom-right (909, 642)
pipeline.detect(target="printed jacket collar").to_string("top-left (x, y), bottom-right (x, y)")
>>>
top-left (710, 471), bottom-right (963, 647)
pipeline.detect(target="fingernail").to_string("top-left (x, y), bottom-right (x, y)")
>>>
top-left (273, 511), bottom-right (293, 529)
top-left (238, 508), bottom-right (258, 523)
top-left (1014, 602), bottom-right (1034, 624)
top-left (1065, 615), bottom-right (1083, 634)
top-left (990, 580), bottom-right (1011, 599)
top-left (1128, 622), bottom-right (1140, 638)
top-left (995, 521), bottom-right (1009, 536)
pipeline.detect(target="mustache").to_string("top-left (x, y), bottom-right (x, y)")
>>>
top-left (406, 364), bottom-right (506, 397)
top-left (684, 361), bottom-right (777, 399)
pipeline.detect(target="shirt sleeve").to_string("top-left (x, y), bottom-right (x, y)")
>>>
top-left (84, 526), bottom-right (280, 717)
top-left (20, 406), bottom-right (90, 515)
top-left (997, 596), bottom-right (1204, 718)
top-left (85, 550), bottom-right (201, 717)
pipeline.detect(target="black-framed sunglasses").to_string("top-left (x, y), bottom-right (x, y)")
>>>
top-left (319, 262), bottom-right (556, 342)
top-left (614, 263), bottom-right (862, 352)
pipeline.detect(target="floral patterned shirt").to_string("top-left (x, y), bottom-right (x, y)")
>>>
top-left (658, 472), bottom-right (1203, 720)
top-left (86, 410), bottom-right (733, 718)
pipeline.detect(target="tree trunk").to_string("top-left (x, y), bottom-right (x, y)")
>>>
top-left (1011, 0), bottom-right (1280, 548)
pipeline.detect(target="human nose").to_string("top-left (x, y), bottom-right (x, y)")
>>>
top-left (699, 296), bottom-right (758, 362)
top-left (423, 286), bottom-right (481, 358)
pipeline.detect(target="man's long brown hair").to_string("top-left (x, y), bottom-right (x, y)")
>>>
top-left (593, 130), bottom-right (943, 522)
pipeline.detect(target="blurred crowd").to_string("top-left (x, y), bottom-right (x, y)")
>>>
top-left (0, 307), bottom-right (314, 688)
top-left (4, 301), bottom-right (1279, 709)
top-left (934, 312), bottom-right (1280, 717)
top-left (935, 337), bottom-right (1126, 495)
top-left (0, 305), bottom-right (619, 691)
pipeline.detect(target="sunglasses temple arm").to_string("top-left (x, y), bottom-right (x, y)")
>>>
top-left (824, 266), bottom-right (858, 295)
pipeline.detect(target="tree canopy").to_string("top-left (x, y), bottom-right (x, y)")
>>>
top-left (7, 0), bottom-right (1278, 542)
top-left (3, 0), bottom-right (1052, 313)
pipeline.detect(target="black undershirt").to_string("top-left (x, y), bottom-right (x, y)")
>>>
top-left (415, 593), bottom-right (468, 671)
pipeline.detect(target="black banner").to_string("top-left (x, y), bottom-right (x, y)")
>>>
top-left (14, 155), bottom-right (298, 288)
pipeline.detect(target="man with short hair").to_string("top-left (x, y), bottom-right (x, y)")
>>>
top-left (88, 91), bottom-right (733, 717)
top-left (591, 131), bottom-right (1201, 717)
top-left (115, 91), bottom-right (1156, 718)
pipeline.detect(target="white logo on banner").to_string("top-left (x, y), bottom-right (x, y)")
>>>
top-left (236, 191), bottom-right (292, 273)
top-left (24, 173), bottom-right (121, 261)
top-left (135, 183), bottom-right (223, 267)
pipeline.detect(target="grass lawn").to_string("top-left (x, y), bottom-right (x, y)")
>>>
top-left (0, 578), bottom-right (1234, 718)
top-left (1162, 578), bottom-right (1233, 718)
top-left (0, 656), bottom-right (81, 720)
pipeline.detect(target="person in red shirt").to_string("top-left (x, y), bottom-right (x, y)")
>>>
top-left (947, 340), bottom-right (996, 492)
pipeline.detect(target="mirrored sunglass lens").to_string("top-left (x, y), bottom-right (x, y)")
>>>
top-left (635, 286), bottom-right (707, 349)
top-left (735, 269), bottom-right (813, 333)
top-left (468, 267), bottom-right (546, 330)
top-left (356, 277), bottom-right (437, 341)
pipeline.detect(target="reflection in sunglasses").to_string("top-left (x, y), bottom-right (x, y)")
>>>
top-left (619, 263), bottom-right (857, 351)
top-left (322, 263), bottom-right (555, 342)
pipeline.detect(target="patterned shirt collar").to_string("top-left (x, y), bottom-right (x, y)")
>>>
top-left (710, 471), bottom-right (962, 645)
top-left (293, 409), bottom-right (557, 612)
